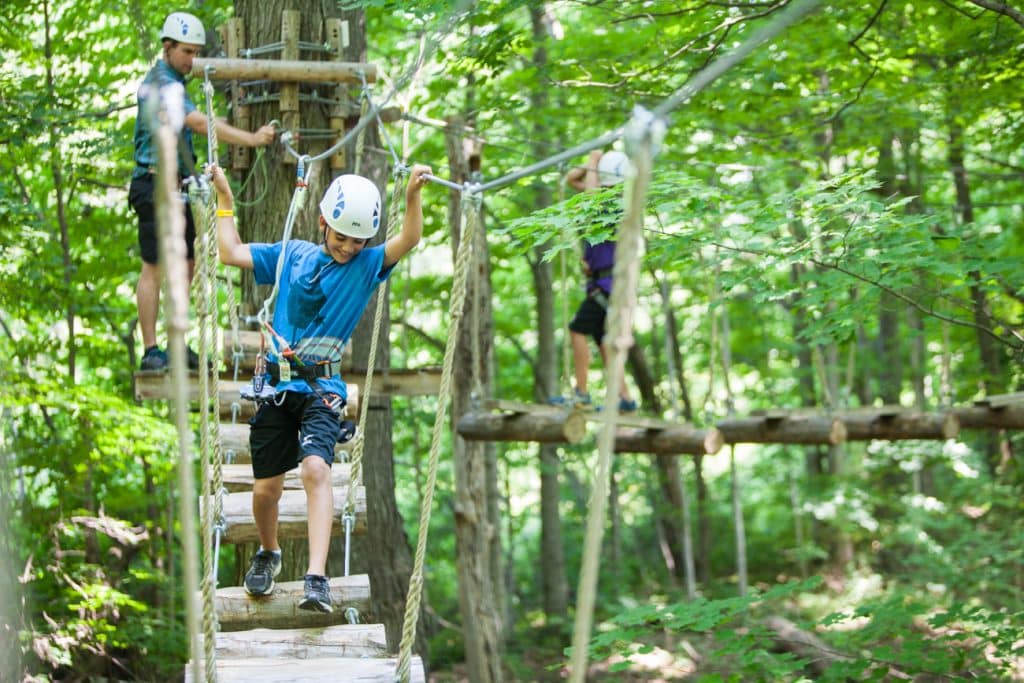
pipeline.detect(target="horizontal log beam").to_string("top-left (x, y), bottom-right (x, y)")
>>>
top-left (614, 425), bottom-right (725, 455)
top-left (216, 575), bottom-right (370, 631)
top-left (191, 58), bottom-right (376, 83)
top-left (217, 486), bottom-right (365, 544)
top-left (221, 463), bottom-right (350, 492)
top-left (953, 404), bottom-right (1024, 430)
top-left (717, 415), bottom-right (846, 445)
top-left (974, 391), bottom-right (1024, 408)
top-left (133, 373), bottom-right (360, 420)
top-left (840, 410), bottom-right (958, 441)
top-left (457, 406), bottom-right (587, 443)
top-left (187, 656), bottom-right (425, 683)
top-left (214, 624), bottom-right (386, 659)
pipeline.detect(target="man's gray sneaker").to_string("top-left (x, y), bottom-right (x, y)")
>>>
top-left (244, 549), bottom-right (282, 596)
top-left (298, 574), bottom-right (333, 613)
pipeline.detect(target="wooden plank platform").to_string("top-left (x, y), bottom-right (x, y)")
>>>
top-left (186, 656), bottom-right (425, 682)
top-left (217, 487), bottom-right (366, 544)
top-left (133, 373), bottom-right (362, 420)
top-left (214, 624), bottom-right (387, 659)
top-left (220, 463), bottom-right (350, 492)
top-left (216, 575), bottom-right (371, 631)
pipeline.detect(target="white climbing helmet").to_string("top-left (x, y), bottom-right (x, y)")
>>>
top-left (160, 12), bottom-right (206, 46)
top-left (319, 174), bottom-right (382, 239)
top-left (598, 150), bottom-right (630, 186)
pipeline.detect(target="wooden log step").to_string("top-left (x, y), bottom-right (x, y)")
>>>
top-left (220, 422), bottom-right (356, 465)
top-left (133, 373), bottom-right (360, 421)
top-left (216, 574), bottom-right (371, 631)
top-left (191, 57), bottom-right (378, 84)
top-left (614, 425), bottom-right (725, 455)
top-left (220, 463), bottom-right (351, 492)
top-left (841, 410), bottom-right (958, 441)
top-left (973, 391), bottom-right (1024, 408)
top-left (458, 400), bottom-right (587, 443)
top-left (717, 415), bottom-right (847, 445)
top-left (953, 404), bottom-right (1024, 430)
top-left (217, 486), bottom-right (366, 545)
top-left (218, 331), bottom-right (442, 395)
top-left (214, 624), bottom-right (387, 658)
top-left (186, 656), bottom-right (425, 682)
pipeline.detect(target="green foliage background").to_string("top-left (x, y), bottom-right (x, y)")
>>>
top-left (1, 0), bottom-right (1022, 680)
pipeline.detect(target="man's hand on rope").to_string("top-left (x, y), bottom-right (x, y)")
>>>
top-left (250, 123), bottom-right (276, 147)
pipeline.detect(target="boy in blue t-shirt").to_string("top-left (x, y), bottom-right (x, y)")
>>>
top-left (210, 162), bottom-right (431, 613)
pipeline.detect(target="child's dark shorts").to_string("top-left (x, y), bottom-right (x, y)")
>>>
top-left (248, 391), bottom-right (344, 480)
top-left (569, 293), bottom-right (608, 345)
top-left (129, 173), bottom-right (197, 264)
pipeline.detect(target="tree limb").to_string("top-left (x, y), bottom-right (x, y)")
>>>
top-left (964, 0), bottom-right (1024, 27)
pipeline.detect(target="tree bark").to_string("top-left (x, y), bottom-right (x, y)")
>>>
top-left (527, 4), bottom-right (571, 625)
top-left (446, 119), bottom-right (504, 683)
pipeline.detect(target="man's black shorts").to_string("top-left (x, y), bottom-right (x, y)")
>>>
top-left (128, 173), bottom-right (196, 264)
top-left (569, 293), bottom-right (608, 345)
top-left (248, 391), bottom-right (344, 480)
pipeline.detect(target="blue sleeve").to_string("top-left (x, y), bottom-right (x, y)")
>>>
top-left (250, 242), bottom-right (284, 285)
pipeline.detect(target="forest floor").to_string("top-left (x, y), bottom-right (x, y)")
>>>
top-left (429, 638), bottom-right (700, 682)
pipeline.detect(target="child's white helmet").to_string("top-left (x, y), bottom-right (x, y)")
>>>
top-left (319, 174), bottom-right (382, 239)
top-left (598, 150), bottom-right (630, 186)
top-left (161, 12), bottom-right (206, 46)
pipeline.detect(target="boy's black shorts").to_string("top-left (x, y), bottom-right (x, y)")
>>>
top-left (248, 391), bottom-right (344, 480)
top-left (128, 173), bottom-right (197, 264)
top-left (569, 294), bottom-right (608, 345)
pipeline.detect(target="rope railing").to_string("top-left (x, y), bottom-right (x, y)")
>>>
top-left (566, 110), bottom-right (662, 683)
top-left (394, 189), bottom-right (482, 683)
top-left (144, 82), bottom-right (203, 683)
top-left (343, 165), bottom-right (410, 559)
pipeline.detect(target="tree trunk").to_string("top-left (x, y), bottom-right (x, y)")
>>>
top-left (694, 453), bottom-right (712, 585)
top-left (948, 112), bottom-right (1005, 476)
top-left (445, 119), bottom-right (504, 683)
top-left (527, 4), bottom-right (570, 624)
top-left (876, 132), bottom-right (903, 405)
top-left (233, 1), bottom-right (361, 305)
top-left (230, 1), bottom-right (428, 659)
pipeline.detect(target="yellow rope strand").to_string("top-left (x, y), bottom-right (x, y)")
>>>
top-left (395, 190), bottom-right (481, 683)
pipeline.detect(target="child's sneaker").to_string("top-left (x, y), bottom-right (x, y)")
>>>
top-left (243, 549), bottom-right (282, 596)
top-left (140, 346), bottom-right (168, 371)
top-left (618, 398), bottom-right (638, 413)
top-left (298, 574), bottom-right (333, 613)
top-left (573, 390), bottom-right (593, 407)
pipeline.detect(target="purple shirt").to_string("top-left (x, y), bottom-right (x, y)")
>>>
top-left (584, 240), bottom-right (615, 294)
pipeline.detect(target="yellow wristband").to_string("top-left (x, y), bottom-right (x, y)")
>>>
top-left (216, 209), bottom-right (234, 218)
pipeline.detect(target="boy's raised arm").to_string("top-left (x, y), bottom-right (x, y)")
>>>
top-left (384, 164), bottom-right (431, 268)
top-left (210, 164), bottom-right (254, 270)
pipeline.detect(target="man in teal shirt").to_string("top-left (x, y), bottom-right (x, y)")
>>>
top-left (130, 12), bottom-right (275, 371)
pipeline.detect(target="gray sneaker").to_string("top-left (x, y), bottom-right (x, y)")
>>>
top-left (298, 574), bottom-right (333, 613)
top-left (244, 549), bottom-right (282, 596)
